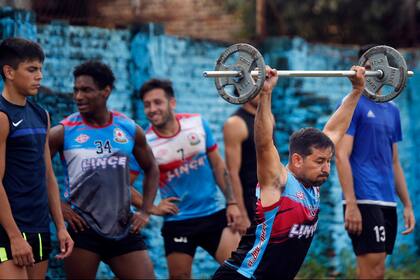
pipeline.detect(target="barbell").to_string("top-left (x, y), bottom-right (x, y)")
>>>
top-left (203, 43), bottom-right (414, 104)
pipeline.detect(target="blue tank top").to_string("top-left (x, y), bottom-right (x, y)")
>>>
top-left (0, 95), bottom-right (50, 232)
top-left (60, 111), bottom-right (137, 239)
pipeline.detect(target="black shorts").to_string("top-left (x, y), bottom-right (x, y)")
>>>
top-left (162, 209), bottom-right (227, 257)
top-left (68, 227), bottom-right (147, 261)
top-left (0, 229), bottom-right (51, 264)
top-left (344, 204), bottom-right (397, 256)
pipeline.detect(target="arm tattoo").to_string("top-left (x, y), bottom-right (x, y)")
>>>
top-left (222, 169), bottom-right (235, 202)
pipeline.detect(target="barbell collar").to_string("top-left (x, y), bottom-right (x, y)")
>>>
top-left (203, 70), bottom-right (414, 78)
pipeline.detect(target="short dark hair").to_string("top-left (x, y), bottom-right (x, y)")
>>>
top-left (0, 37), bottom-right (45, 80)
top-left (289, 127), bottom-right (335, 160)
top-left (358, 44), bottom-right (379, 59)
top-left (73, 60), bottom-right (115, 89)
top-left (139, 78), bottom-right (174, 100)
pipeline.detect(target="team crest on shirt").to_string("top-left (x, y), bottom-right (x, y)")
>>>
top-left (187, 132), bottom-right (200, 146)
top-left (75, 134), bottom-right (89, 144)
top-left (113, 128), bottom-right (128, 143)
top-left (296, 191), bottom-right (304, 200)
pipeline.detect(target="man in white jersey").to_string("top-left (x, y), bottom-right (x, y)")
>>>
top-left (139, 78), bottom-right (241, 279)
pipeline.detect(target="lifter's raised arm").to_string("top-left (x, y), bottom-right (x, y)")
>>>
top-left (255, 67), bottom-right (287, 206)
top-left (323, 66), bottom-right (365, 146)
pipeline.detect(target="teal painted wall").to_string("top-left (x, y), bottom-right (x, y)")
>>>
top-left (1, 7), bottom-right (419, 278)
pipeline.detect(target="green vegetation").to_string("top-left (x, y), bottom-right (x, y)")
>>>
top-left (219, 0), bottom-right (420, 47)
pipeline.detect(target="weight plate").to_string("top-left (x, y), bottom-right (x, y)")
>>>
top-left (214, 43), bottom-right (266, 104)
top-left (359, 45), bottom-right (408, 102)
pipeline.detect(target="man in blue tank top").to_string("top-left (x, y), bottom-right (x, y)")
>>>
top-left (0, 37), bottom-right (73, 279)
top-left (213, 65), bottom-right (366, 279)
top-left (223, 96), bottom-right (259, 235)
top-left (336, 46), bottom-right (415, 279)
top-left (48, 61), bottom-right (159, 279)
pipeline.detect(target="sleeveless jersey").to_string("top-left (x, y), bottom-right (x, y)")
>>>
top-left (145, 113), bottom-right (225, 222)
top-left (60, 111), bottom-right (137, 239)
top-left (225, 171), bottom-right (320, 279)
top-left (232, 107), bottom-right (258, 221)
top-left (0, 95), bottom-right (50, 232)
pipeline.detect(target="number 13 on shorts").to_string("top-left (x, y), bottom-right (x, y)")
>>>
top-left (373, 225), bottom-right (386, 242)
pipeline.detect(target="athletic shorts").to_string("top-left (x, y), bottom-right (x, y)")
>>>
top-left (0, 229), bottom-right (51, 264)
top-left (343, 204), bottom-right (397, 256)
top-left (161, 209), bottom-right (227, 257)
top-left (68, 227), bottom-right (147, 261)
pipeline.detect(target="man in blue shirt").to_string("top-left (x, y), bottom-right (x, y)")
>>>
top-left (0, 37), bottom-right (73, 279)
top-left (49, 61), bottom-right (159, 279)
top-left (336, 45), bottom-right (415, 279)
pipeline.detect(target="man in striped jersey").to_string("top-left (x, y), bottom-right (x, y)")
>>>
top-left (213, 65), bottom-right (366, 279)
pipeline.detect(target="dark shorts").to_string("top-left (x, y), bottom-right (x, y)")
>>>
top-left (344, 204), bottom-right (397, 256)
top-left (0, 230), bottom-right (51, 264)
top-left (68, 227), bottom-right (147, 261)
top-left (162, 209), bottom-right (227, 257)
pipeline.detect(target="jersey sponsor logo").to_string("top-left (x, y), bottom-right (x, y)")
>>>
top-left (12, 119), bottom-right (23, 127)
top-left (165, 155), bottom-right (206, 182)
top-left (247, 222), bottom-right (267, 267)
top-left (187, 132), bottom-right (200, 146)
top-left (81, 156), bottom-right (127, 171)
top-left (367, 110), bottom-right (376, 118)
top-left (288, 221), bottom-right (318, 239)
top-left (173, 236), bottom-right (188, 243)
top-left (113, 128), bottom-right (128, 143)
top-left (75, 134), bottom-right (90, 144)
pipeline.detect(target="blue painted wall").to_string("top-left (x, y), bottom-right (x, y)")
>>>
top-left (1, 7), bottom-right (419, 278)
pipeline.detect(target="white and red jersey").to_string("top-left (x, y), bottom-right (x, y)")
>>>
top-left (145, 113), bottom-right (225, 221)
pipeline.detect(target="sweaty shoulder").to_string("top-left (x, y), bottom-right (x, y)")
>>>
top-left (224, 115), bottom-right (248, 140)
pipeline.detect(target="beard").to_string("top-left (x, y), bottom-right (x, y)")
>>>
top-left (298, 173), bottom-right (329, 187)
top-left (150, 111), bottom-right (174, 129)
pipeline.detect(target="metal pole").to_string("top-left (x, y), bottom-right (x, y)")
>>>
top-left (203, 70), bottom-right (414, 78)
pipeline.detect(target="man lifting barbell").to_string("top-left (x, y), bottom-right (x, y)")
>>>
top-left (211, 63), bottom-right (367, 279)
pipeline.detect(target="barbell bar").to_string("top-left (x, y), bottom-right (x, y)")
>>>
top-left (203, 43), bottom-right (414, 104)
top-left (203, 70), bottom-right (414, 78)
